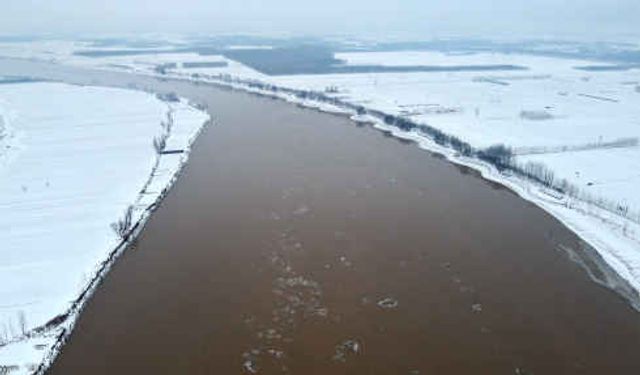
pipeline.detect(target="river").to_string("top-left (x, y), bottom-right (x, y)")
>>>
top-left (2, 59), bottom-right (640, 374)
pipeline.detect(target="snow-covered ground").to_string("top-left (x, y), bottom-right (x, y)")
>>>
top-left (0, 40), bottom-right (81, 63)
top-left (0, 40), bottom-right (263, 79)
top-left (0, 82), bottom-right (208, 373)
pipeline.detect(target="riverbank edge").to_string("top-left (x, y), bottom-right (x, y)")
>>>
top-left (3, 93), bottom-right (212, 375)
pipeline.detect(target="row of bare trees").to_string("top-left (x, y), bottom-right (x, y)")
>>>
top-left (153, 110), bottom-right (174, 154)
top-left (478, 144), bottom-right (639, 223)
top-left (513, 137), bottom-right (638, 156)
top-left (0, 311), bottom-right (27, 346)
top-left (111, 108), bottom-right (176, 240)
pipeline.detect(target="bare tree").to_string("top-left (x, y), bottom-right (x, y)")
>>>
top-left (110, 205), bottom-right (134, 240)
top-left (0, 323), bottom-right (8, 344)
top-left (18, 311), bottom-right (26, 336)
top-left (153, 134), bottom-right (168, 154)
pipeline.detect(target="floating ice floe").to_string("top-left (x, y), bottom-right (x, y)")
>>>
top-left (332, 339), bottom-right (361, 363)
top-left (242, 358), bottom-right (258, 374)
top-left (377, 297), bottom-right (399, 309)
top-left (292, 204), bottom-right (310, 216)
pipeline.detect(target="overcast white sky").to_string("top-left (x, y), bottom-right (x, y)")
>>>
top-left (2, 0), bottom-right (639, 41)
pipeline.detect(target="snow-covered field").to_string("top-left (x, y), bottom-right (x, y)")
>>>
top-left (0, 81), bottom-right (208, 373)
top-left (0, 40), bottom-right (263, 79)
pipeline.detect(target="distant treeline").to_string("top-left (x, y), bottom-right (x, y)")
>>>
top-left (513, 137), bottom-right (639, 156)
top-left (0, 76), bottom-right (41, 84)
top-left (574, 64), bottom-right (640, 72)
top-left (154, 63), bottom-right (177, 75)
top-left (182, 61), bottom-right (228, 69)
top-left (223, 46), bottom-right (527, 75)
top-left (76, 45), bottom-right (526, 76)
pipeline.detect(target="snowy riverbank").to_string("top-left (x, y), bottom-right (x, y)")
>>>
top-left (0, 82), bottom-right (209, 373)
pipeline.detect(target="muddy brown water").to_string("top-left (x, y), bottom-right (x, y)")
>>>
top-left (2, 59), bottom-right (640, 374)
